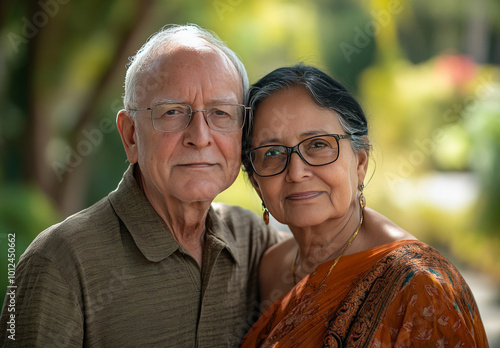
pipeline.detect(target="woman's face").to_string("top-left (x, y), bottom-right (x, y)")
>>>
top-left (249, 86), bottom-right (368, 229)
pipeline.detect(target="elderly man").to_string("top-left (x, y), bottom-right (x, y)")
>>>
top-left (0, 24), bottom-right (280, 347)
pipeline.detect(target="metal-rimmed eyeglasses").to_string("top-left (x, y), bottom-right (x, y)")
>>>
top-left (129, 103), bottom-right (250, 133)
top-left (247, 134), bottom-right (352, 177)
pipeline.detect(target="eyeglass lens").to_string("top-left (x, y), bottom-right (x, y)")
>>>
top-left (250, 135), bottom-right (341, 176)
top-left (151, 104), bottom-right (244, 132)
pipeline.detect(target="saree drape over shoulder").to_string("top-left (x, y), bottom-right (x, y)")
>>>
top-left (241, 240), bottom-right (488, 347)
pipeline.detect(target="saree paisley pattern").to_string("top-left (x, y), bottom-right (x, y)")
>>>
top-left (241, 241), bottom-right (489, 347)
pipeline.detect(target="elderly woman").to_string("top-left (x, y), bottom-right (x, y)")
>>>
top-left (240, 64), bottom-right (488, 347)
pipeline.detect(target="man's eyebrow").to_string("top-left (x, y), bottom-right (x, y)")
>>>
top-left (152, 97), bottom-right (240, 105)
top-left (152, 98), bottom-right (178, 105)
top-left (209, 97), bottom-right (240, 104)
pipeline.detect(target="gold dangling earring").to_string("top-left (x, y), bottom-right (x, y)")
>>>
top-left (262, 203), bottom-right (270, 225)
top-left (358, 183), bottom-right (366, 210)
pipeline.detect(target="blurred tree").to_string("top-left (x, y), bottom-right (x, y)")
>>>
top-left (396, 0), bottom-right (500, 65)
top-left (465, 84), bottom-right (500, 233)
top-left (315, 0), bottom-right (376, 91)
top-left (1, 0), bottom-right (156, 217)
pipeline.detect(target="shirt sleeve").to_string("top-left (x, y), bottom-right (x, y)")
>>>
top-left (370, 270), bottom-right (488, 347)
top-left (0, 253), bottom-right (84, 347)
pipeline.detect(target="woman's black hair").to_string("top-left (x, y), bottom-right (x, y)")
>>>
top-left (242, 63), bottom-right (370, 175)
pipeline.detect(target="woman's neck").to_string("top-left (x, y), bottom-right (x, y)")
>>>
top-left (291, 202), bottom-right (363, 279)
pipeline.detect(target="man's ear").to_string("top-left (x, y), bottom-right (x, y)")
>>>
top-left (116, 109), bottom-right (138, 164)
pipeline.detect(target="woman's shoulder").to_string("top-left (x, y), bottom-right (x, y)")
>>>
top-left (361, 208), bottom-right (418, 249)
top-left (259, 236), bottom-right (297, 310)
top-left (260, 236), bottom-right (296, 283)
top-left (381, 241), bottom-right (470, 295)
top-left (263, 234), bottom-right (296, 259)
top-left (377, 251), bottom-right (486, 346)
top-left (390, 249), bottom-right (480, 321)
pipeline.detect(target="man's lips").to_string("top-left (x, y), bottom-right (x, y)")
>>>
top-left (177, 162), bottom-right (216, 167)
top-left (286, 191), bottom-right (323, 201)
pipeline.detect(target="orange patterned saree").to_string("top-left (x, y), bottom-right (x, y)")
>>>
top-left (241, 240), bottom-right (488, 347)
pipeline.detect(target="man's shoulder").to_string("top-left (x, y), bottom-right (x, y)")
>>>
top-left (22, 195), bottom-right (119, 262)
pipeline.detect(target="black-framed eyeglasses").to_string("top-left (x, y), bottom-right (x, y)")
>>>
top-left (128, 103), bottom-right (250, 133)
top-left (247, 134), bottom-right (351, 177)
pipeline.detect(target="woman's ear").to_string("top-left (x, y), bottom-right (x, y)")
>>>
top-left (356, 145), bottom-right (369, 186)
top-left (249, 174), bottom-right (263, 201)
top-left (116, 109), bottom-right (138, 164)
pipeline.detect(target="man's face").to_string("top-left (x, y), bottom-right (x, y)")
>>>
top-left (122, 45), bottom-right (243, 208)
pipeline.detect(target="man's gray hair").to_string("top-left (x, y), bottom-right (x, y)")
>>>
top-left (123, 24), bottom-right (249, 112)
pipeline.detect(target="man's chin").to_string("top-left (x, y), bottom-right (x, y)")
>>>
top-left (175, 183), bottom-right (226, 203)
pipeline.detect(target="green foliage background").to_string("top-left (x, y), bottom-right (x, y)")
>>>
top-left (1, 0), bottom-right (500, 314)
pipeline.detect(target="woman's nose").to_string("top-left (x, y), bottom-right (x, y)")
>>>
top-left (285, 151), bottom-right (312, 182)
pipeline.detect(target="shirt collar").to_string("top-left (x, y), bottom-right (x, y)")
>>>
top-left (205, 203), bottom-right (240, 265)
top-left (108, 164), bottom-right (240, 264)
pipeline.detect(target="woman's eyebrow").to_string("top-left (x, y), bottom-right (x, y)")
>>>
top-left (256, 137), bottom-right (281, 147)
top-left (255, 130), bottom-right (330, 147)
top-left (300, 130), bottom-right (328, 137)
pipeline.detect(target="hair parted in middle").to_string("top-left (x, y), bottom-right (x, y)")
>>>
top-left (242, 63), bottom-right (370, 176)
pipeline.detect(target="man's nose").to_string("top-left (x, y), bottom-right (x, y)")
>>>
top-left (183, 111), bottom-right (212, 147)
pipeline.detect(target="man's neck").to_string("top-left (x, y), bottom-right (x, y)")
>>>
top-left (134, 165), bottom-right (210, 268)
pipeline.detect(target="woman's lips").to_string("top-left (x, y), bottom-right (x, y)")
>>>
top-left (286, 191), bottom-right (322, 201)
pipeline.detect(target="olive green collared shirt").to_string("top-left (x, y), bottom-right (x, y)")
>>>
top-left (0, 165), bottom-right (279, 347)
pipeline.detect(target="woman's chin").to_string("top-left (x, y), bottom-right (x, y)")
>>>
top-left (283, 216), bottom-right (328, 230)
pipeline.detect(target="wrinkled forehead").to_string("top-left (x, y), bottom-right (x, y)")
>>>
top-left (136, 41), bottom-right (242, 96)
